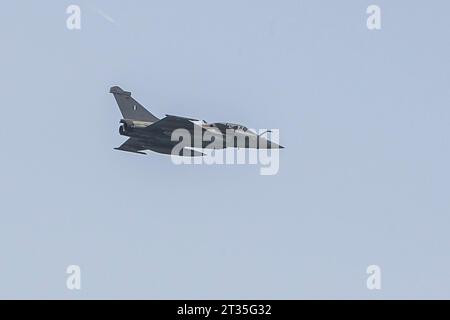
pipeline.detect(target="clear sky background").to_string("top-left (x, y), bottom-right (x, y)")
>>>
top-left (1, 1), bottom-right (450, 299)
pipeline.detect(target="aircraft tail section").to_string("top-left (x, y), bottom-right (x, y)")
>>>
top-left (110, 86), bottom-right (159, 122)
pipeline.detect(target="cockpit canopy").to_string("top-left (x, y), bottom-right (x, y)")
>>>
top-left (212, 122), bottom-right (248, 133)
top-left (226, 123), bottom-right (248, 132)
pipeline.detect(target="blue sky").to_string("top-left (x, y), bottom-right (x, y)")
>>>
top-left (0, 1), bottom-right (449, 299)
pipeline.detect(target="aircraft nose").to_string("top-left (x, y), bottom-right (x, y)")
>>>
top-left (258, 137), bottom-right (284, 149)
top-left (268, 141), bottom-right (284, 149)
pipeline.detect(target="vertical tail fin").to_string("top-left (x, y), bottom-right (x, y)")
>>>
top-left (110, 86), bottom-right (159, 122)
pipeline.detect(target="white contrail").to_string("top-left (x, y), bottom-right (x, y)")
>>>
top-left (96, 8), bottom-right (116, 24)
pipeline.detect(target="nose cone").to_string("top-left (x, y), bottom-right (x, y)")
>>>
top-left (268, 141), bottom-right (285, 149)
top-left (258, 137), bottom-right (284, 149)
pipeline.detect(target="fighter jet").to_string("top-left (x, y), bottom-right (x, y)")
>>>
top-left (110, 86), bottom-right (284, 156)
